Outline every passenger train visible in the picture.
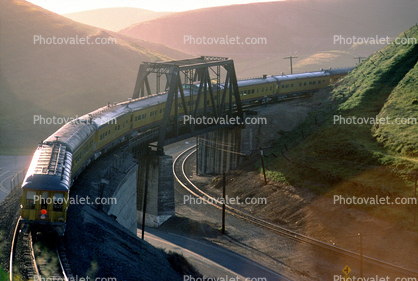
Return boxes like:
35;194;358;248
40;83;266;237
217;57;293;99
19;65;353;236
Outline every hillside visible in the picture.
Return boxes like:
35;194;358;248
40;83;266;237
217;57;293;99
181;25;418;275
63;7;172;32
374;62;418;157
0;0;188;154
263;24;418;228
119;0;418;77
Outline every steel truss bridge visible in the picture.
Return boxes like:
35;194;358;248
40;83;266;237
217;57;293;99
132;56;244;153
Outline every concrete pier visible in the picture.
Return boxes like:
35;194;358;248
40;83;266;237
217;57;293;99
137;153;175;228
107;165;138;234
196;127;253;175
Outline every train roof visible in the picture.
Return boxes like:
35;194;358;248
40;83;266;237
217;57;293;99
272;71;329;82
237;67;354;85
237;76;278;87
43;67;354;154
107;67;355;115
325;67;355;76
126;93;169;112
90;104;132;129
22;143;72;192
45;121;96;153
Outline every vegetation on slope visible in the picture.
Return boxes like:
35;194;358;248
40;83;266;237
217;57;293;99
263;25;418;229
374;61;418;157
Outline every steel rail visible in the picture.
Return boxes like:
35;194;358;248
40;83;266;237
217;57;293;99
9;218;20;281
173;146;418;277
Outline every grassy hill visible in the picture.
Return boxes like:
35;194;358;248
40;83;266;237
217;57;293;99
0;0;188;154
63;7;172;32
374;60;418;157
119;0;418;77
263;25;418;229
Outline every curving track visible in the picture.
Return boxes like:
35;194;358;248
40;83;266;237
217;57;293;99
173;146;418;278
9;219;73;281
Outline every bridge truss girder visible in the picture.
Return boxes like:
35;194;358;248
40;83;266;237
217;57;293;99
132;56;243;154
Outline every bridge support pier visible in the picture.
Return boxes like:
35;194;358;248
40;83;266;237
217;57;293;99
136;152;175;228
196;127;252;175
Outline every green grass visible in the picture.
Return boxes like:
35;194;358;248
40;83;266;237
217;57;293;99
374;62;418;157
261;25;418;229
0;268;8;281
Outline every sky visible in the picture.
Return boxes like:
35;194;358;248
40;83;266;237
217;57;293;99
26;0;283;14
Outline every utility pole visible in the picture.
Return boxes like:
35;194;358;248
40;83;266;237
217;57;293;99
260;150;267;185
283;56;298;74
141;158;149;240
414;173;417;226
359;232;363;278
353;57;366;65
221;173;226;234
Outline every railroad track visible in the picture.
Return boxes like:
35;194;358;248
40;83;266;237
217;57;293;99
9;219;73;281
173;146;418;278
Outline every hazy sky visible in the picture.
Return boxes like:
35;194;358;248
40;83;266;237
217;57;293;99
27;0;283;14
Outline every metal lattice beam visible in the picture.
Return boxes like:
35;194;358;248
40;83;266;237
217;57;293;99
132;56;243;154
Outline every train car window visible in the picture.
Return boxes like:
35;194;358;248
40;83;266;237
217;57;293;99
155;110;157;115
323;80;325;82
118;125;120;130
270;86;272;91
138;115;141;120
304;82;307;86
41;192;48;210
291;84;294;87
53;193;64;211
286;84;289;88
115;126;118;130
126;120;128;124
257;88;259;93
143;114;146;119
244;90;246;95
150;111;154;117
135;117;137;121
309;81;312;85
105;131;107;137
100;135;102;140
251;89;254;94
318;80;321;84
265;87;268;91
108;130;110;134
282;85;285;89
313;81;316;85
262;87;264;92
26;191;36;209
299;83;302;86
